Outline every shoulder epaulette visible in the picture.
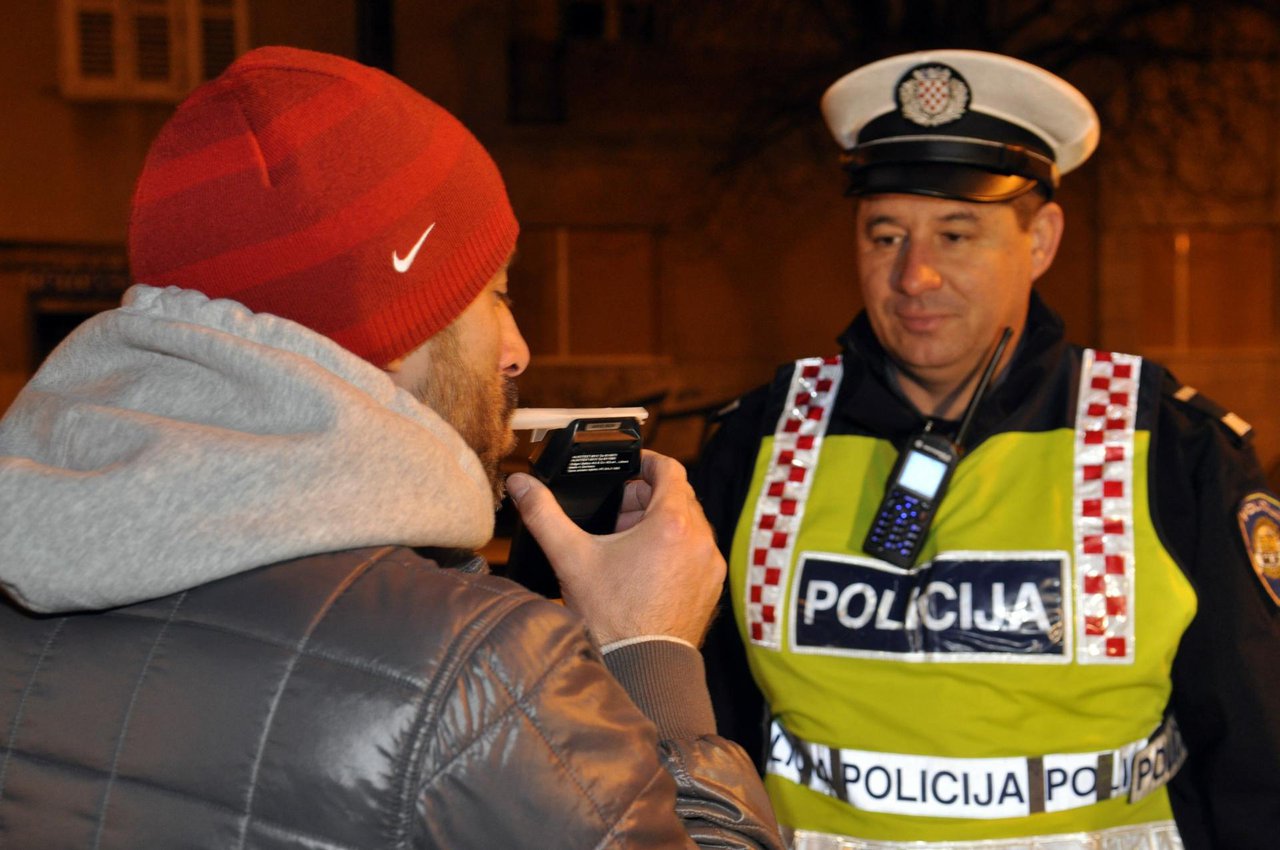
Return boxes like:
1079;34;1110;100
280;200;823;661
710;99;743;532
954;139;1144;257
712;397;742;422
1170;383;1253;442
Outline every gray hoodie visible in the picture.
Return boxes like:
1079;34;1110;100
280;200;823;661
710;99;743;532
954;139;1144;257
0;284;494;614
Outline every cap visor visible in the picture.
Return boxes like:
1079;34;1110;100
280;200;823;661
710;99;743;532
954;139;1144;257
846;164;1045;202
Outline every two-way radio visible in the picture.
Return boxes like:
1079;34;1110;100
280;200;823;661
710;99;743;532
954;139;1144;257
862;327;1013;569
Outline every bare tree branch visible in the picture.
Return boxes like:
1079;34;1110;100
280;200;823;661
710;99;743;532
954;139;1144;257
690;0;1280;203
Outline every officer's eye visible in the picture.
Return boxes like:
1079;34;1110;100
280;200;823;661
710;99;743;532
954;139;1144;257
869;232;904;248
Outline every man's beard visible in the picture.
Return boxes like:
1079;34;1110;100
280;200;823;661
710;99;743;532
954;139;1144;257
411;325;519;507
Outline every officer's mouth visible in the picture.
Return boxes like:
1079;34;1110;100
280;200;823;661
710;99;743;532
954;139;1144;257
894;311;951;333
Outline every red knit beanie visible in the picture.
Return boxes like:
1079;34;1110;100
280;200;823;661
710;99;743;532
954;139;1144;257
128;46;518;366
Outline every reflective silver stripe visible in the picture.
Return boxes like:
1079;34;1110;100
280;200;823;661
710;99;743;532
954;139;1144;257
769;717;1184;820
790;820;1183;849
1127;716;1187;804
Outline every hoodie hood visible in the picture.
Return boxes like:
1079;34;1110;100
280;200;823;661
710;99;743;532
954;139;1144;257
0;285;494;614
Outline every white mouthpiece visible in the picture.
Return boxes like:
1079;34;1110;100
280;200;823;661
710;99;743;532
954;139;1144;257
511;407;649;442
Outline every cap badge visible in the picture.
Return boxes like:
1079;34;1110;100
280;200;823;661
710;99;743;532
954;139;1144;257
1238;492;1280;607
897;63;969;127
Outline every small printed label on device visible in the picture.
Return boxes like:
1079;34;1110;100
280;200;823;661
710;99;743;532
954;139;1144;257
567;452;626;473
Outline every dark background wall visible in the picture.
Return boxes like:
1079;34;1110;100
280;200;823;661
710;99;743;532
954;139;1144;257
3;0;1277;476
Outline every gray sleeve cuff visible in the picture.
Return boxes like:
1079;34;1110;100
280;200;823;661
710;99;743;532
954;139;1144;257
601;638;718;741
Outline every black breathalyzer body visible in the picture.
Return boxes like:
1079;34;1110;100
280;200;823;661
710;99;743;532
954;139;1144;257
503;417;642;597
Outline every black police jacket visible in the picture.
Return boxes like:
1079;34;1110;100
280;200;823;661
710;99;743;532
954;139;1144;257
694;293;1280;849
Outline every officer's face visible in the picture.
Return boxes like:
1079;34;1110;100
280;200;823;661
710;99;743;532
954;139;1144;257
856;193;1062;401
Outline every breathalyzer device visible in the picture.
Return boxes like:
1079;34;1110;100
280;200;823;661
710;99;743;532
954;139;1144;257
503;410;644;597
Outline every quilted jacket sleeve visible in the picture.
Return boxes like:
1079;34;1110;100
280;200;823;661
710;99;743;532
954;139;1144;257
412;584;783;849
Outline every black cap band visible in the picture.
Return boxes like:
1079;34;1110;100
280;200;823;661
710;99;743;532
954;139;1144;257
842;136;1059;201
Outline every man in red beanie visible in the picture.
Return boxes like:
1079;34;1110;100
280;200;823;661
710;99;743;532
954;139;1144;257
0;47;782;849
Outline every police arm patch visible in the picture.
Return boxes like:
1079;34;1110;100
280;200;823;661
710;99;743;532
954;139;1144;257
1238;492;1280;607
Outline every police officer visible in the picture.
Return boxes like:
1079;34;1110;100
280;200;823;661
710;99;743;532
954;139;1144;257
695;49;1280;849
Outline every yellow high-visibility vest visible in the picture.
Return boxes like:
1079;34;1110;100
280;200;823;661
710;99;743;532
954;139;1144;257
729;352;1195;847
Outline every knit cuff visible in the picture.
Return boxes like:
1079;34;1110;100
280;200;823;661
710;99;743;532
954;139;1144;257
600;634;695;654
601;639;717;741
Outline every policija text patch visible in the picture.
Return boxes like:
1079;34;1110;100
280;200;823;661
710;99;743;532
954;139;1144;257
791;551;1070;661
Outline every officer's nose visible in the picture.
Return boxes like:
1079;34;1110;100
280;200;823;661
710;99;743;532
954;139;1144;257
890;237;943;295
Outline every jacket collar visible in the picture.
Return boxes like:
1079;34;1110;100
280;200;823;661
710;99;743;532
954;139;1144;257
833;291;1070;445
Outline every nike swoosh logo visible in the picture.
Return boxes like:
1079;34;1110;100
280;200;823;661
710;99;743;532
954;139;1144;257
392;223;436;273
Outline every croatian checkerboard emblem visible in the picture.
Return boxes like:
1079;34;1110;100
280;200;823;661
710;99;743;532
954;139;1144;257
897;63;969;127
1238;492;1280;606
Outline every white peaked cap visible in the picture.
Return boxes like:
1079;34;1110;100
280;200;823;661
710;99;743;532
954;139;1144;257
820;49;1100;201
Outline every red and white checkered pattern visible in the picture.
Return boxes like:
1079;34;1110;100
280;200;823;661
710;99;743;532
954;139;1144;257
1074;349;1141;664
916;73;951;116
745;356;843;649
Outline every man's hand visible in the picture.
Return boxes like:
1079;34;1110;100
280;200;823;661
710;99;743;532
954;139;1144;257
506;451;725;647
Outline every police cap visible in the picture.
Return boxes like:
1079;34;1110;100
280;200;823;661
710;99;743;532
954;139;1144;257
821;49;1099;202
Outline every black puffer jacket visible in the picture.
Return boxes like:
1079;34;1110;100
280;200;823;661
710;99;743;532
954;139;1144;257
0;545;780;849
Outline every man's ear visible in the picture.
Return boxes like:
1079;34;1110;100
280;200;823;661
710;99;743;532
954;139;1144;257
1029;201;1065;281
382;355;406;375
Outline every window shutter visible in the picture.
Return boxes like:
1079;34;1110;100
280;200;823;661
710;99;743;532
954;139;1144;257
133;11;172;81
76;10;116;78
59;0;247;100
200;18;236;80
196;0;243;82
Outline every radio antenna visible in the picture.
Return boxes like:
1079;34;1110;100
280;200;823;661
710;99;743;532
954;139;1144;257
955;326;1013;450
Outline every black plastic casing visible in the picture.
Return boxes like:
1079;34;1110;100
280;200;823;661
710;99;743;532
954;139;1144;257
503;417;643;596
861;431;959;570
